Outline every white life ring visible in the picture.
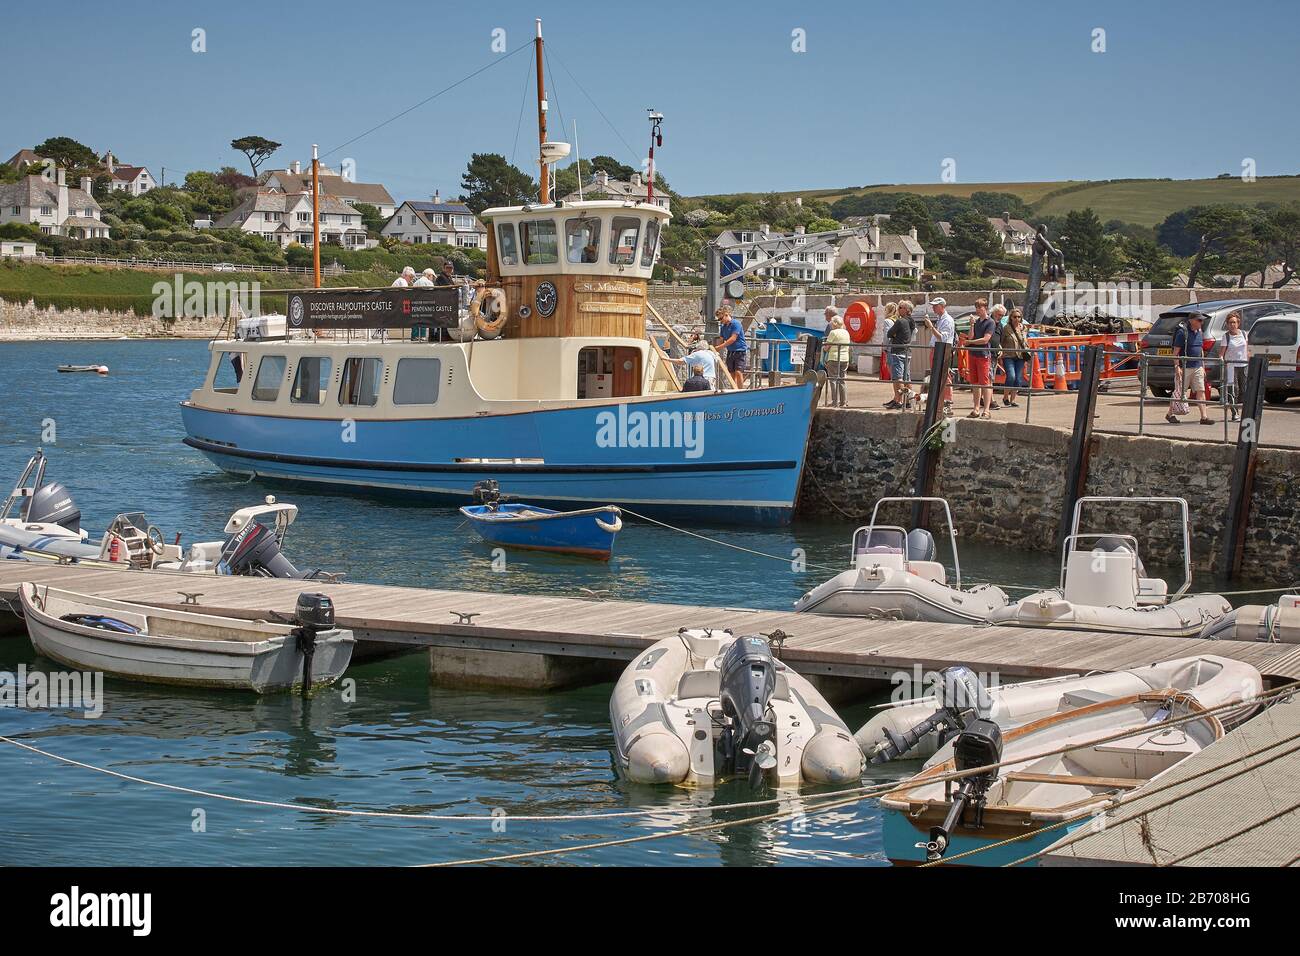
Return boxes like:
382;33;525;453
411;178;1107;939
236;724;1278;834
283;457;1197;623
472;285;508;338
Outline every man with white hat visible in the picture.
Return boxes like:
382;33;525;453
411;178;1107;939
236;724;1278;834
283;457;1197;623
392;266;416;288
414;268;436;287
922;297;956;416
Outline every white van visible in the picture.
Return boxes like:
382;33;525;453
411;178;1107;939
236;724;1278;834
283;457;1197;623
1248;315;1300;404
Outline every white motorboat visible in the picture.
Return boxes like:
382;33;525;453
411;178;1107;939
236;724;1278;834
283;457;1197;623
0;450;326;579
793;497;1009;625
796;495;1231;639
858;655;1261;764
609;628;862;788
988;497;1230;638
18;583;353;693
879;691;1224;865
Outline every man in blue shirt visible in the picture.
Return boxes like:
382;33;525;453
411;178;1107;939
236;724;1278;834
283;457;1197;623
717;306;748;388
1167;312;1212;425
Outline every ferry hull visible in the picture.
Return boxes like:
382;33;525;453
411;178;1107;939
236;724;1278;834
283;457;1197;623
180;384;816;525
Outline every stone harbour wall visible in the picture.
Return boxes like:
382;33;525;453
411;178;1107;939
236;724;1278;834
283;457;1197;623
0;299;226;340
799;408;1300;582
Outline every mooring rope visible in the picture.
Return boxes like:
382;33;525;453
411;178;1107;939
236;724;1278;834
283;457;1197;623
617;506;841;574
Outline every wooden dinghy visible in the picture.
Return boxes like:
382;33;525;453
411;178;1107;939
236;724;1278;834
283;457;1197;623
879;691;1223;866
56;365;108;375
18;583;353;694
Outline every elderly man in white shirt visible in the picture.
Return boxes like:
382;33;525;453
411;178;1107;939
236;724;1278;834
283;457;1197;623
392;266;416;288
922;296;956;416
413;268;436;287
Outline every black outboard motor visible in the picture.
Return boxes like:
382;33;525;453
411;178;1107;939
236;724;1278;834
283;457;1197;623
921;718;1003;861
872;665;990;764
717;636;779;787
472;479;502;511
218;521;304;578
292;592;335;698
23;482;82;535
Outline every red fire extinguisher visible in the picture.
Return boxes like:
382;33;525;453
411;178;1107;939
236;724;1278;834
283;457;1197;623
108;535;123;563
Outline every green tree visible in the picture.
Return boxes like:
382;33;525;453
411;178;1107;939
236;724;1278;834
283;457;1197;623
946;207;1002;272
1261;202;1300;288
1058;208;1121;281
1122;237;1178;286
352;202;386;234
1180;205;1252;287
33;136;100;172
886;194;943;248
459;153;537;214
229;135;281;178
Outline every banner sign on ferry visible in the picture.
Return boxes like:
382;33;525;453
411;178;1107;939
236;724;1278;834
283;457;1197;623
287;288;459;330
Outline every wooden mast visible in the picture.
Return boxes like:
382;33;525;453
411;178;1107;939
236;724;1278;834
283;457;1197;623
535;18;548;204
311;143;321;288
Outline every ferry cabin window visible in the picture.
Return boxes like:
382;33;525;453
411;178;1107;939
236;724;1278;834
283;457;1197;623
497;222;519;266
393;358;442;405
339;357;383;407
641;218;661;269
290;356;333;405
521;219;558;265
250;355;287;402
609;217;640;266
565;217;601;264
212;350;246;393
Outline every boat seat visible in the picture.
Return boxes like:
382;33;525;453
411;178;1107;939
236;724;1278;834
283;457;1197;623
1136;578;1169;606
1060;689;1113;708
907;560;947;586
674;669;790;702
1062;549;1138;607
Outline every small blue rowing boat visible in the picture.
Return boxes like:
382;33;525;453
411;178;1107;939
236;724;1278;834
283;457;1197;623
460;482;623;560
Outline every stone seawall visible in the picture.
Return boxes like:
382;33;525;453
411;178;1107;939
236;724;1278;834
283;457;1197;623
0;299;224;339
799;409;1300;582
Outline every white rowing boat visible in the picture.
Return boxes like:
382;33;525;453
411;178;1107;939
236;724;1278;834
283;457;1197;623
18;583;353;694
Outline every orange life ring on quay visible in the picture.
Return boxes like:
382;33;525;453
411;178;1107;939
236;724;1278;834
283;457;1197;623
844;301;875;343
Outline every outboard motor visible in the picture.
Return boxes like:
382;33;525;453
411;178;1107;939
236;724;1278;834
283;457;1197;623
217;521;304;578
905;528;936;562
292;592;335;697
921;718;1003;861
472;479;502;511
23;482;82;535
717;636;780;788
871;665;990;764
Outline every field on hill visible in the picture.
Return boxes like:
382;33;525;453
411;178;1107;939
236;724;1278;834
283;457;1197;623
693;176;1300;226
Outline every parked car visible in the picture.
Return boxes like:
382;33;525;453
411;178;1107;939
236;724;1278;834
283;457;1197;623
1248;315;1300;404
1138;299;1299;397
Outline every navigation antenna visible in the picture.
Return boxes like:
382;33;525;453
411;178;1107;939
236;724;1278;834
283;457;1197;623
646;110;663;205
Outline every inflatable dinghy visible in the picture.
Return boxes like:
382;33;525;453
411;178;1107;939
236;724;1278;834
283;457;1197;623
610;628;862;787
794;497;1009;625
858;655;1262;764
1198;593;1300;643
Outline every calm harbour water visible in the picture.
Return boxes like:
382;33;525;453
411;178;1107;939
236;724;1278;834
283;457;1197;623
0;339;1106;866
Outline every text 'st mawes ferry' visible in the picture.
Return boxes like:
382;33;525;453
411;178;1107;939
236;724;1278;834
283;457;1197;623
181;21;818;524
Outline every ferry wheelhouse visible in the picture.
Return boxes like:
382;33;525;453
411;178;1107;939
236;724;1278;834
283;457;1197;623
180;22;818;524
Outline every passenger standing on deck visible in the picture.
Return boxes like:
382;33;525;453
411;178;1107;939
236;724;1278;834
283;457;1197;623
435;261;456;287
414;268;436;287
666;341;720;389
682;361;712;392
392;266;416;287
884;301;916;410
922;297;956;416
718;306;748;388
967;298;996;419
1000;308;1030;407
1218;310;1249;421
823;309;851;408
1167;312;1213;425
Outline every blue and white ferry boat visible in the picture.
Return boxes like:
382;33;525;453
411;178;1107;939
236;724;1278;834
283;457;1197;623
181;22;818;525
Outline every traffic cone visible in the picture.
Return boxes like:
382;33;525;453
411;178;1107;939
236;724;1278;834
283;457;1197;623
1030;354;1045;390
1053;356;1068;391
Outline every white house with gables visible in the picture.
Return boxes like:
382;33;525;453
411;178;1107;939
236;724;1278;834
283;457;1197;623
261;161;396;219
0;170;109;238
381;193;487;249
560;169;670;212
101;151;156;196
715;224;835;283
215;189;368;248
834;224;926;281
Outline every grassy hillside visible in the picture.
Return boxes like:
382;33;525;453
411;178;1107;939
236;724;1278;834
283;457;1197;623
0;261;392;314
692;176;1300;226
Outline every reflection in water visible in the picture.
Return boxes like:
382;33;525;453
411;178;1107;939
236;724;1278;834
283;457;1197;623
0;340;1261;866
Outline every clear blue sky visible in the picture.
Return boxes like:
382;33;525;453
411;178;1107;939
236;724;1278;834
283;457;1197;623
4;0;1295;202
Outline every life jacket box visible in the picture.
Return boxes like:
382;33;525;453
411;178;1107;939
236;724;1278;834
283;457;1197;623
235;314;287;341
583;374;612;399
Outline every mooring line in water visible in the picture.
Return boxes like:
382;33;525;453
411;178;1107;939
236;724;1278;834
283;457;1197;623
616;507;842;574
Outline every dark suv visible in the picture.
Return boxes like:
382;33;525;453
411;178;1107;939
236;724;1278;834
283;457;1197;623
1139;299;1298;397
